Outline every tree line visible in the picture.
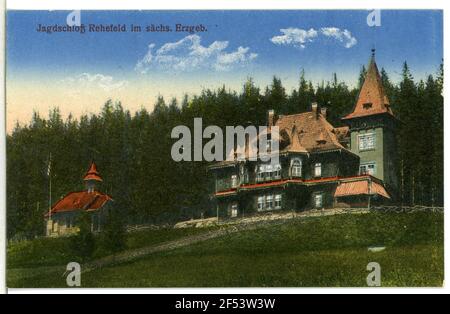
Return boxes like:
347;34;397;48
7;62;443;239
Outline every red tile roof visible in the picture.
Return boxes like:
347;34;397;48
333;126;350;142
45;190;112;217
343;52;394;120
83;162;103;182
334;179;390;199
275;110;350;154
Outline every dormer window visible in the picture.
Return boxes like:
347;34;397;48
363;102;373;109
316;132;326;145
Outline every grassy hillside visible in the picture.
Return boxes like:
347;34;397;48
7;211;444;287
7;226;217;269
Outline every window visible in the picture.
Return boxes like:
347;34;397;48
363;102;373;109
257;196;265;211
360;163;376;176
292;158;302;177
266;195;274;210
257;194;281;211
314;163;322;177
231;174;238;188
358;133;375;151
273;164;281;179
275;194;282;209
315;193;323;208
266;139;272;153
243;169;249;184
265;164;273;180
257;163;282;182
257;165;265;182
265;133;272;153
231;204;238;217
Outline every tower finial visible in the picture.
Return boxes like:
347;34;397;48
83;162;103;192
371;47;376;58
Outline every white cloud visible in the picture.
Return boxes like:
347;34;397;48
135;34;257;73
320;27;357;48
215;47;258;71
63;73;128;92
271;27;357;49
270;28;318;49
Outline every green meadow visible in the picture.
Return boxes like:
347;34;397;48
7;212;443;288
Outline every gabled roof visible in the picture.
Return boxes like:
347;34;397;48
333;126;350;142
284;125;308;153
343;50;394;120
276;110;350;154
83;162;103;182
45;190;112;217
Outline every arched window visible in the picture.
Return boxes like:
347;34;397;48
292;158;302;177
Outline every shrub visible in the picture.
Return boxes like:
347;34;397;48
70;211;95;261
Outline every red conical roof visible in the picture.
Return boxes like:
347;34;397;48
343;50;394;120
83;162;103;182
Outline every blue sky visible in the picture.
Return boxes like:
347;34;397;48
6;10;443;130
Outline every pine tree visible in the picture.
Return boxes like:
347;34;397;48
358;65;367;89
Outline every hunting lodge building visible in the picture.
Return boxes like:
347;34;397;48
209;52;398;218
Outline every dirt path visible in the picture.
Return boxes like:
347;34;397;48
82;220;284;273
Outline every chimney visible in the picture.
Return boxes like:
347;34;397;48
311;102;318;119
267;109;275;128
320;107;327;118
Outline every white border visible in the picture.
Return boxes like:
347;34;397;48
1;0;448;295
4;0;447;10
1;0;7;296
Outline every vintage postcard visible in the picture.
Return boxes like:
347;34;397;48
5;9;443;290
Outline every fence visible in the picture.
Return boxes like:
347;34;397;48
369;205;444;213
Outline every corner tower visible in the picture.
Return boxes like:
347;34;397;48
342;49;399;197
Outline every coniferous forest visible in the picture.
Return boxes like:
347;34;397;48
6;62;443;239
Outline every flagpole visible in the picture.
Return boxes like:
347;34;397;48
48;153;52;220
49;174;52;219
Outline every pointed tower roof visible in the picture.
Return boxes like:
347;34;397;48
343;49;394;120
83;162;103;182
